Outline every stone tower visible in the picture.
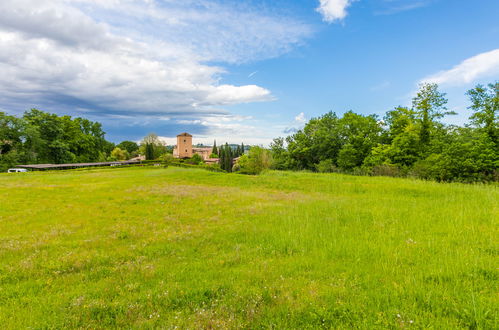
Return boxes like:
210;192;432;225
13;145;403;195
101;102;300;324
177;132;193;158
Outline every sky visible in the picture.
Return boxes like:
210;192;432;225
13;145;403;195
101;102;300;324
0;0;498;145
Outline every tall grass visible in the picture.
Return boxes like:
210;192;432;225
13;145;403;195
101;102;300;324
0;167;497;328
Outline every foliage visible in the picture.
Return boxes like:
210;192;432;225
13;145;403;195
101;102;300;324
0;167;496;328
466;82;498;145
211;140;218;156
218;143;244;172
237;146;272;174
110;147;128;161
412;83;453;147
117;141;139;155
140;133;166;160
271;82;499;183
186;153;203;165
160;153;175;164
0;109;110;171
315;159;337;173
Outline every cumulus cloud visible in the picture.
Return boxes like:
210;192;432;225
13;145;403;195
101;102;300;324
294;112;306;123
421;49;499;86
0;0;311;124
283;112;307;134
316;0;354;23
164;114;275;146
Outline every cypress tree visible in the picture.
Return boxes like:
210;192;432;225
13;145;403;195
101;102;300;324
212;140;217;156
219;146;225;170
225;143;232;172
145;143;154;160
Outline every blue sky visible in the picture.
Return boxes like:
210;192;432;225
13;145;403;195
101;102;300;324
0;0;498;145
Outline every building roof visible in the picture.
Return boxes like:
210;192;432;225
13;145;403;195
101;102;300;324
16;160;140;170
192;147;212;152
177;132;192;137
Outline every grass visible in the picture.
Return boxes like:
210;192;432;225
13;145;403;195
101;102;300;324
0;167;497;328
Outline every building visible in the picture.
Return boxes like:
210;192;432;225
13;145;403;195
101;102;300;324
173;132;218;162
174;132;193;158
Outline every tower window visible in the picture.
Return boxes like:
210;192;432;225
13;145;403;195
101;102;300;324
184;139;186;143
185;149;187;152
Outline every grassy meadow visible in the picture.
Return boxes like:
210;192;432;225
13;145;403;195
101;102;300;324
0;167;497;328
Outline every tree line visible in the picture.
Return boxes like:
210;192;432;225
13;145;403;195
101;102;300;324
269;82;498;182
0;109;115;171
0;109;168;171
2;82;496;182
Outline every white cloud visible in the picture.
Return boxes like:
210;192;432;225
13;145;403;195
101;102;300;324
316;0;354;23
375;0;432;15
421;49;499;86
282;112;307;134
0;0;311;120
294;112;306;123
169;114;275;145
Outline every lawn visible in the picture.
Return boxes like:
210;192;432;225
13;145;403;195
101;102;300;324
0;167;497;328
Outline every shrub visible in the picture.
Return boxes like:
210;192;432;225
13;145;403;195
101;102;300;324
186;153;203;165
160;153;174;164
238;147;272;174
371;164;400;177
315;159;337;173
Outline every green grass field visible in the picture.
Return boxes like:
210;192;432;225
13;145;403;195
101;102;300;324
0;167;497;328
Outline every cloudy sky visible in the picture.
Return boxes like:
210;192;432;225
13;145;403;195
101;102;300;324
0;0;498;145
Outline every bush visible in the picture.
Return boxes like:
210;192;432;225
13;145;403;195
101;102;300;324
315;159;337;173
232;163;241;172
185;153;203;165
160;153;174;164
371;164;400;177
238;147;272;174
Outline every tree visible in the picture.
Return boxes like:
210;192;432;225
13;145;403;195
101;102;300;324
286;112;341;169
212;140;218;156
412;83;452;146
238;146;273;174
466;82;499;145
117;141;139;155
145;143;154;160
110;147;128;161
0;112;23;156
140;133;166;160
383;106;416;142
336;111;382;170
269;137;290;170
187;153;203;165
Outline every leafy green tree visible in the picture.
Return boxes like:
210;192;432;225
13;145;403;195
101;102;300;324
412;83;453;147
383;106;416;142
466;82;498;145
269;137;290;170
110;147;128;161
140;133;166;160
0;112;23;156
336;111;382;170
238;146;272;174
117;141;139;155
286;112;341;169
